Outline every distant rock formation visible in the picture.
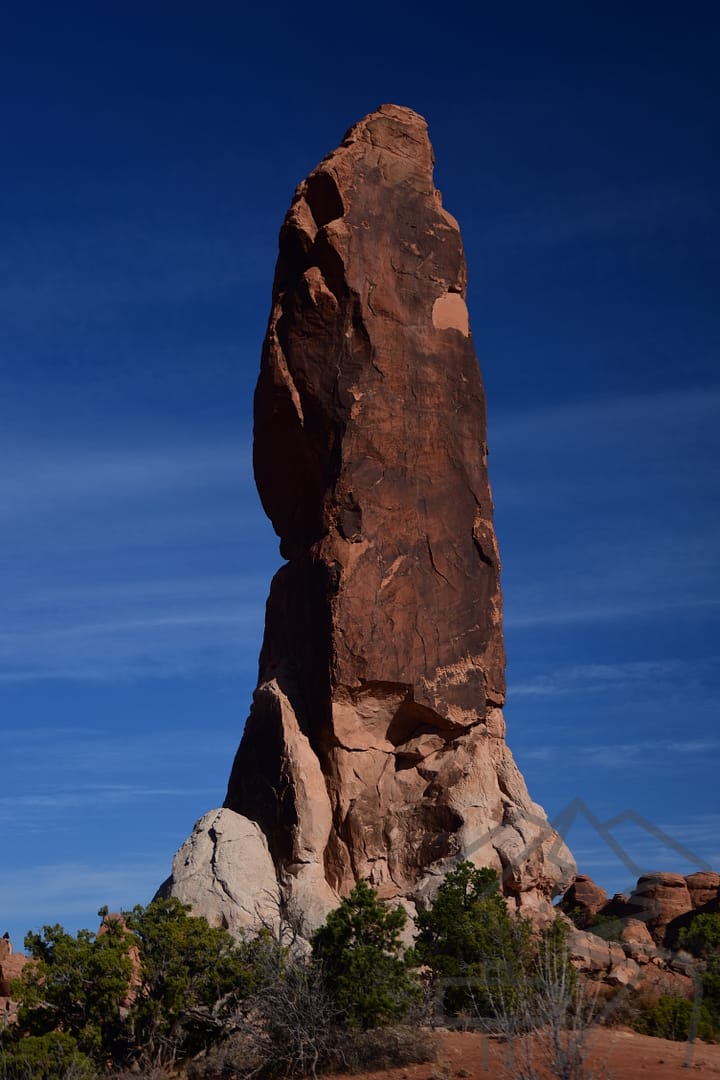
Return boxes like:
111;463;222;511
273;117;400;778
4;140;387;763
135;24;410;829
0;935;28;1022
162;104;574;932
560;869;720;996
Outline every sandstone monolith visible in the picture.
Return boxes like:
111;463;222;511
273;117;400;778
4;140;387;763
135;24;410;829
164;104;574;932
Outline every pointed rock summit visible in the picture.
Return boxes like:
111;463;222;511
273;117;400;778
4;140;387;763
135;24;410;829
161;105;574;931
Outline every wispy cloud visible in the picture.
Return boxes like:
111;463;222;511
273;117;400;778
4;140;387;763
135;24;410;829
0;785;216;815
507;594;720;629
0;433;280;682
0;440;253;518
511;657;717;696
0;611;264;682
492;387;720;629
0;860;168;934
0;218;272;322
521;736;720;769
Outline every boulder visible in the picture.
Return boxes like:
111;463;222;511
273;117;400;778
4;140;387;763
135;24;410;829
625;873;693;946
606;959;640;987
560;874;608;925
157;808;283;933
568;928;626;975
685;871;720;910
619;918;661;965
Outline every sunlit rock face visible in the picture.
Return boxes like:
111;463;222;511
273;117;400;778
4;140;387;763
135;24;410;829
218;104;574;929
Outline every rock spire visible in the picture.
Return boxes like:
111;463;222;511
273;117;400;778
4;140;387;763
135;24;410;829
161;105;574;931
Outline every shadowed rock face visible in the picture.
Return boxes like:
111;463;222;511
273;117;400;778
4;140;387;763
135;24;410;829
218;105;573;926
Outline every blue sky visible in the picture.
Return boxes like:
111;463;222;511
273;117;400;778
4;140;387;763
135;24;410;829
1;4;718;946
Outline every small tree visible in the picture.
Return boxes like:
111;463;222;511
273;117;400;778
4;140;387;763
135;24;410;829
414;860;532;1021
123;897;258;1064
679;913;720;961
635;995;715;1042
11;899;260;1070
311;880;420;1029
0;1031;96;1080
678;912;720;1036
14;914;134;1062
491;919;600;1080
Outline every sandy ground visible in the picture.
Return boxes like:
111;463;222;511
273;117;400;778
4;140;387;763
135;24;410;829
334;1028;720;1079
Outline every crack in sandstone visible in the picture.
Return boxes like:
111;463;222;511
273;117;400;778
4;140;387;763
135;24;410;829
425;534;451;586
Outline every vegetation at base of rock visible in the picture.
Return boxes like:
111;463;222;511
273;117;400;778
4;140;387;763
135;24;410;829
586;913;624;941
413;860;534;1020
10;898;260;1069
634;994;715;1042
679;912;720;960
0;1031;96;1080
676;912;720;1034
311;880;421;1029
122;898;258;1060
14;914;134;1061
5;868;715;1077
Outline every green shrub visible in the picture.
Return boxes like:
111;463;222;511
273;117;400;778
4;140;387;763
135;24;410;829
701;958;720;1030
413;860;532;1020
588;913;624;941
14;916;134;1061
634;995;715;1042
0;1031;96;1080
123;897;258;1062
311;880;420;1029
12;899;259;1069
678;913;720;959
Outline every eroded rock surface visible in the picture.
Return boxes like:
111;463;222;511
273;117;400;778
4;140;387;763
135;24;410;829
0;936;28;1022
157;809;280;933
214;104;573;929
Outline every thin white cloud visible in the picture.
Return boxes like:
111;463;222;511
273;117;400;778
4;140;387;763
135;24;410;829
507;595;720;629
490;384;720;473
511;657;714;696
0;786;216;813
521;736;720;769
0;599;266;682
0;440;253;517
0;860;168;930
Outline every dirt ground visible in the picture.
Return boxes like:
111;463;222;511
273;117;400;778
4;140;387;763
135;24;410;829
336;1028;720;1079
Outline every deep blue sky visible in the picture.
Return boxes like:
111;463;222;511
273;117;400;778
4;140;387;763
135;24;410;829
2;4;719;947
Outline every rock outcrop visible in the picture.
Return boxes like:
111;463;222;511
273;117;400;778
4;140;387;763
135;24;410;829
164;104;574;933
560;868;719;999
158;809;280;932
0;935;28;1022
561;874;609;925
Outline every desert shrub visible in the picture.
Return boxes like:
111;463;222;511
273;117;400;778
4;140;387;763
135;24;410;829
414;860;532;1021
678;913;720;959
189;1021;436;1080
587;913;624;942
634;994;715;1042
243;939;345;1078
123;897;258;1064
340;1024;437;1072
14;916;134;1062
700;959;720;1031
0;1031;96;1080
311;881;420;1029
12;899;259;1070
676;913;720;1033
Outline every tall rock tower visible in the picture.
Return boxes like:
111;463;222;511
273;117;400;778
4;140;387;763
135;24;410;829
161;105;574;931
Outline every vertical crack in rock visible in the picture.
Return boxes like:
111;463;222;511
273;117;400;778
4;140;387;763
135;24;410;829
163;104;575;932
